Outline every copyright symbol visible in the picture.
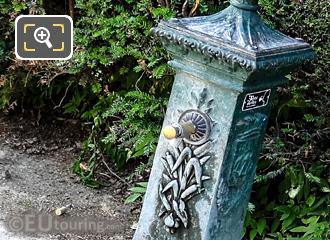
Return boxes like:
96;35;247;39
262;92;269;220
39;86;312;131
7;216;24;232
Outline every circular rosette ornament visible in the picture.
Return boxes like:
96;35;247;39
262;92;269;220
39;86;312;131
178;110;211;145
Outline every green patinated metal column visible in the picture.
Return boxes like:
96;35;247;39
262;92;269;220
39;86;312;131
134;0;315;239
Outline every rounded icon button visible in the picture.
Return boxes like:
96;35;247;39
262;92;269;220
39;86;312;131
33;27;53;48
7;216;25;232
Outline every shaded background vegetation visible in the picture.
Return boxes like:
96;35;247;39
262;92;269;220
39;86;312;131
0;0;329;239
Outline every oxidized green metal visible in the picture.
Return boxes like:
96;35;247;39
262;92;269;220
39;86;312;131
133;0;315;239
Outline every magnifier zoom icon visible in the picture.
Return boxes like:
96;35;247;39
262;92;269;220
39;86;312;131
34;27;53;48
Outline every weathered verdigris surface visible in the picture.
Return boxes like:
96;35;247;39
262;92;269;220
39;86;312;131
133;0;314;239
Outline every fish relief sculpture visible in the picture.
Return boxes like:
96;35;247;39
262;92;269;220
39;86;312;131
158;88;215;233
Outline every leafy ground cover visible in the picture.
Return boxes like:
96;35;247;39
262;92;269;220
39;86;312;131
0;0;329;239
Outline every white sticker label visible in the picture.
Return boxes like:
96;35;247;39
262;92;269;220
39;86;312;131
242;89;271;111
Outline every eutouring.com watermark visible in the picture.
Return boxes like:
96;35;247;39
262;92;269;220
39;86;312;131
5;213;126;234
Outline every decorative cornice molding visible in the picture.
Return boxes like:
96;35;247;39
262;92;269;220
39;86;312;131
152;26;314;72
151;5;315;72
152;27;255;71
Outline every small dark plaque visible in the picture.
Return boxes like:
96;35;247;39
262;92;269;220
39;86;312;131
242;89;271;111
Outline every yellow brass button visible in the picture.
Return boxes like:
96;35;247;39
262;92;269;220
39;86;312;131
163;126;177;139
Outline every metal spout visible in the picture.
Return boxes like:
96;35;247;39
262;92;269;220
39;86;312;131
163;122;197;140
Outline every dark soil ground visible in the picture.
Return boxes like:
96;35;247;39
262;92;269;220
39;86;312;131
0;113;139;240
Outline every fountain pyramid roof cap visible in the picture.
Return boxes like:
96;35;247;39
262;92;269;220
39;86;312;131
152;3;315;71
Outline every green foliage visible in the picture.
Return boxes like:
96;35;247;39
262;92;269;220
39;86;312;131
73;0;176;95
125;182;148;204
72;154;101;188
75;91;167;174
244;161;330;240
260;0;329;118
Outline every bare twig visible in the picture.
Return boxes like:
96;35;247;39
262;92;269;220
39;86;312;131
90;136;130;187
135;71;145;92
281;158;313;165
100;155;130;187
182;0;189;17
54;82;72;109
24;68;32;87
189;0;200;16
48;71;68;84
98;173;115;187
68;0;74;20
157;0;166;7
300;160;306;174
